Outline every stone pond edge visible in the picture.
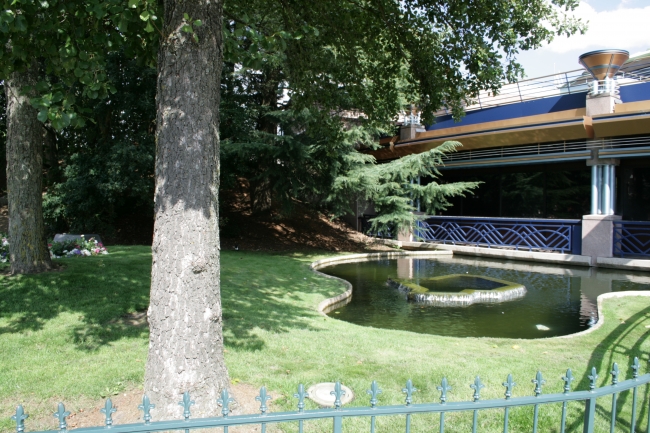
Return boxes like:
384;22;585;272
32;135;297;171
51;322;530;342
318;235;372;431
310;251;452;315
310;250;650;340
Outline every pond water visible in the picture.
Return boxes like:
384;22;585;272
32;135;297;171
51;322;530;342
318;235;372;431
320;256;650;339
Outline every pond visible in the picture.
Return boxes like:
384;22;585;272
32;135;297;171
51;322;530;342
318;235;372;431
320;255;650;339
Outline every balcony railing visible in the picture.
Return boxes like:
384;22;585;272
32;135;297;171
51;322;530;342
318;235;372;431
416;216;582;254
614;220;650;258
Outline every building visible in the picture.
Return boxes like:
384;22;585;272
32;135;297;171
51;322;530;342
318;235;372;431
363;49;650;265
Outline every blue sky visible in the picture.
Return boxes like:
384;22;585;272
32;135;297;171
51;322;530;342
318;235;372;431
515;0;649;78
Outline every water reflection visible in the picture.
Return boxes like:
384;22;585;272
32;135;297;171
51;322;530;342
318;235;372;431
321;256;650;339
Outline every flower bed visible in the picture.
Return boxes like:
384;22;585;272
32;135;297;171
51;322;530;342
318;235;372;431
49;235;108;258
0;234;108;262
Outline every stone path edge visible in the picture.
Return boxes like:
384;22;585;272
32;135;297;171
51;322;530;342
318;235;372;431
310;251;452;315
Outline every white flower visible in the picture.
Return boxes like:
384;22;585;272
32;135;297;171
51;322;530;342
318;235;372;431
81;249;91;256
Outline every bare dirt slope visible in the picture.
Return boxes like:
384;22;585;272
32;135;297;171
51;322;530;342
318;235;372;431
220;183;390;253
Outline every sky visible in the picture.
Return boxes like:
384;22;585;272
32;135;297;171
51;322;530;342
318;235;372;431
515;0;650;79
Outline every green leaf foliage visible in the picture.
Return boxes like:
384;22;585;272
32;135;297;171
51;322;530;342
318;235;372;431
43;53;156;240
0;0;160;129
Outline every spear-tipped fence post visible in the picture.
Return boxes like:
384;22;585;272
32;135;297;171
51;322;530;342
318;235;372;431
11;405;28;433
470;376;484;433
100;399;117;427
256;387;272;433
330;381;345;410
178;391;195;421
402;380;417;433
583;367;598;433
330;382;345;433
138;395;155;425
218;389;235;433
53;403;70;431
294;384;308;412
531;371;545;433
631;358;640;433
610;363;619;433
217;389;234;417
293;384;308;433
502;374;516;433
560;369;574;433
366;381;382;433
437;378;451;433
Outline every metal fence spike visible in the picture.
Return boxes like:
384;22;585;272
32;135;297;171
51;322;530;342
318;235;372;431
330;382;345;409
138;395;155;424
437;377;451;404
610;363;619;386
293;384;308;412
178;391;195;420
100;399;116;427
588;367;598;391
532;371;545;396
470;376;485;402
53;403;70;431
562;369;574;394
632;357;640;379
217;389;234;417
402;379;417;406
503;374;516;400
255;386;272;415
366;381;382;408
11;405;28;433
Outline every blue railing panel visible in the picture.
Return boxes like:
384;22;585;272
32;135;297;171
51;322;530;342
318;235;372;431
416;216;582;254
614;220;650;258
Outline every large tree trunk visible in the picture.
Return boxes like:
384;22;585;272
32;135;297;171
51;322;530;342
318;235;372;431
145;0;228;419
5;62;53;274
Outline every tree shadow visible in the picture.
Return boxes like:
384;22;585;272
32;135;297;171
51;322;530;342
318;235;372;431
220;251;345;351
0;247;151;351
562;300;650;432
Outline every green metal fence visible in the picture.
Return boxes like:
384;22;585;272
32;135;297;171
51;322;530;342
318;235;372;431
11;357;650;433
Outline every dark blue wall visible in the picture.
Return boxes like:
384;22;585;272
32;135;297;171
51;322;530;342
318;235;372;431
427;81;650;131
621;81;650;103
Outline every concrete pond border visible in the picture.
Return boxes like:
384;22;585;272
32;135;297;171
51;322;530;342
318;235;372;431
310;249;650;340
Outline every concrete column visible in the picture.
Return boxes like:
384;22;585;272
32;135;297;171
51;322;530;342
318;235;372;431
590;164;598;215
601;165;611;215
581;214;622;266
609;165;616;215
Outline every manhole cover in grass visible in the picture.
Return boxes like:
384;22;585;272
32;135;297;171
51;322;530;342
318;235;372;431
306;383;354;407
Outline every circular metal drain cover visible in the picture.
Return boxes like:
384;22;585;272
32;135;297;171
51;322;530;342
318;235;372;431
306;383;354;407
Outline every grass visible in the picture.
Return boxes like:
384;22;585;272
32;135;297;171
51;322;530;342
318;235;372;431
1;246;650;433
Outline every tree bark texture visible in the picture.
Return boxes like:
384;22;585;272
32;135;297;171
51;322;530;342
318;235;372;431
145;0;228;419
5;63;53;274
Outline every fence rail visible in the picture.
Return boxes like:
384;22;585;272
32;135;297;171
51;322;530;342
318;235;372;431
432;66;649;117
614;220;650;258
416;216;582;254
11;358;650;433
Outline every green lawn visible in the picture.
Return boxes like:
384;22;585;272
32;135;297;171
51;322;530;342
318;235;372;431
1;246;650;432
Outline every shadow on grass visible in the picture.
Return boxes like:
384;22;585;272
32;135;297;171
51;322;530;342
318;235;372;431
563;302;650;432
0;247;151;351
0;248;344;353
220;251;343;352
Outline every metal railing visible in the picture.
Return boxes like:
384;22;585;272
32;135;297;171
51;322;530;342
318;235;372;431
10;358;650;433
416;216;582;254
614;220;650;258
433;66;650;116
